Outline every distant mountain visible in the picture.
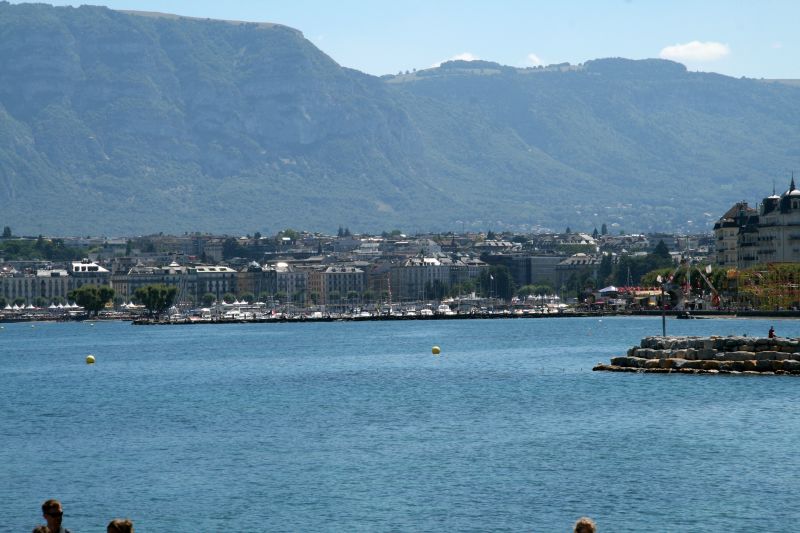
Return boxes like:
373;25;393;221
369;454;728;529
1;2;799;235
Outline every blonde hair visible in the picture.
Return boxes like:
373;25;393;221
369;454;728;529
107;518;134;533
574;516;596;533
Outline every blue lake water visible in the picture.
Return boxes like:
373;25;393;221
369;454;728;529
3;316;800;532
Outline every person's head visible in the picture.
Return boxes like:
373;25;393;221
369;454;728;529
107;518;134;533
41;499;63;529
574;516;597;533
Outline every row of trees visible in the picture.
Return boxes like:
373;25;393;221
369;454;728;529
28;284;179;318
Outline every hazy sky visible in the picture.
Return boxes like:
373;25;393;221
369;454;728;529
25;0;800;79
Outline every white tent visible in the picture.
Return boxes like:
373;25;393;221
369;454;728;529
599;286;619;294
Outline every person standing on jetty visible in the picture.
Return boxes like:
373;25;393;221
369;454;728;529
41;499;72;533
574;516;597;533
769;325;776;338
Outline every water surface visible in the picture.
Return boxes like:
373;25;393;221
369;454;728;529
2;316;799;531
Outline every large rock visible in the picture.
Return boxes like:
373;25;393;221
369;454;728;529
725;351;755;362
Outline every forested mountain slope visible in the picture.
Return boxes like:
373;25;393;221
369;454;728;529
1;2;798;234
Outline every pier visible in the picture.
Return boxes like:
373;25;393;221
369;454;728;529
594;335;800;375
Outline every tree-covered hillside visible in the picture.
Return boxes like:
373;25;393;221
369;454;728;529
1;3;799;235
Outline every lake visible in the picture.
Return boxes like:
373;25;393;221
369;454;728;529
2;316;799;532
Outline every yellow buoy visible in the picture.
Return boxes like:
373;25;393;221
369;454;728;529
432;346;441;355
86;355;96;365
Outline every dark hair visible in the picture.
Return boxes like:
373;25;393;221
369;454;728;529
107;518;134;533
41;499;61;514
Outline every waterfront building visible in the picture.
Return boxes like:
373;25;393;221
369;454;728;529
555;253;602;290
273;262;308;304
715;178;800;269
111;262;236;304
0;267;70;304
307;265;366;306
113;262;193;302
388;255;484;302
712;202;755;267
68;259;111;290
481;253;562;289
237;262;277;301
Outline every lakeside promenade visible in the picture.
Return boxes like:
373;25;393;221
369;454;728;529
130;308;800;325
4;307;800;325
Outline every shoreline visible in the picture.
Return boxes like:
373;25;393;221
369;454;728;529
4;309;800;325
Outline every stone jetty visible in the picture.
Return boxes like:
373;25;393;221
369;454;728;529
594;335;800;375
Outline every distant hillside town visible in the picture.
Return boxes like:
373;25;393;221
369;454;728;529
1;223;711;314
4;179;800;318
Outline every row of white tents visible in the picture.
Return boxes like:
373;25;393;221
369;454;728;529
3;302;84;311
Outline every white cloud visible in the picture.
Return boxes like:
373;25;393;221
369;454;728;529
659;41;730;62
431;52;479;68
527;53;543;66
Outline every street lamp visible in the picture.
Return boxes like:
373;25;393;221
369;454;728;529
657;274;666;337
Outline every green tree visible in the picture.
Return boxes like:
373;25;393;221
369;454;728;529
279;228;299;241
68;285;115;316
598;253;613;285
518;283;553;298
239;292;255;303
133;284;178;319
653;240;670;259
2;226;11;238
222;293;236;304
517;284;537;298
478;265;516;301
293;289;306;305
309;292;320;305
33;296;48;308
0;296;6;308
424;280;447;300
601;223;608;235
222;238;245;260
201;293;216;307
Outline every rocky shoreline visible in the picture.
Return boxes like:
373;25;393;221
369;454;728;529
594;335;800;375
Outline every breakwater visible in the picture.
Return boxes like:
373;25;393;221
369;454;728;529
594;335;800;375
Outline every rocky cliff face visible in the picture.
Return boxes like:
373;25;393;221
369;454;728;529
2;3;800;235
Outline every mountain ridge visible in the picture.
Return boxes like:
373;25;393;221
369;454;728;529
1;2;799;235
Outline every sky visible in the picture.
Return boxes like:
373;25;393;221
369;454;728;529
17;0;800;79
